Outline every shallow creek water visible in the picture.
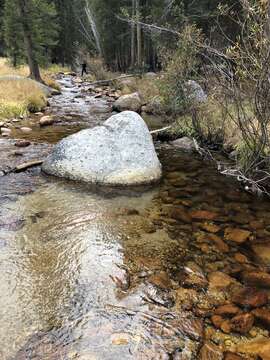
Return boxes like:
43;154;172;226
1;77;270;359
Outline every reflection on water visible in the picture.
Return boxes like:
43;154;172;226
1;148;270;359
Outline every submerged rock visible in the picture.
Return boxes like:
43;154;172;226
42;111;162;185
232;287;268;308
235;338;270;360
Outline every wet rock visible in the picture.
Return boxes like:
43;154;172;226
20;127;32;133
171;137;196;152
208;271;235;290
199;342;223;360
230;313;254;334
42;111;162;185
91;103;111;114
224;228;251;244
220;319;232;333
252;244;270;265
148;271;172;289
143;283;175;308
224;352;244;360
252;308;270;329
111;332;129;345
208;234;229;253
170;207;192;223
232;287;269;308
242;271;270;288
113;92;142;112
170;316;204;341
215;304;241;317
234;253;249;264
211;315;224;329
199;223;220;233
236;339;270;360
1;127;11;136
182;262;208;289
250;220;264;230
175;288;199;310
173;340;200;360
15;140;31;147
39;115;55;126
190;210;218;221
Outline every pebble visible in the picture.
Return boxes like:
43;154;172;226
208;272;235;290
224;228;251;243
232;287;269;308
15;140;31;148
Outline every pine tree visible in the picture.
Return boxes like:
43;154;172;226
3;0;58;80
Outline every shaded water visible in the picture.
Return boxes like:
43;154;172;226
1;76;270;359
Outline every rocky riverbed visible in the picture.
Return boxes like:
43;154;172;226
1;75;270;359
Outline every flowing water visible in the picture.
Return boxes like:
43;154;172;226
1;76;270;359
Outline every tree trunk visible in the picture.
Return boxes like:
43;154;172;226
136;0;142;68
131;0;136;68
17;0;43;83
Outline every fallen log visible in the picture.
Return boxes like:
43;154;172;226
14;160;44;173
150;126;172;135
89;74;140;87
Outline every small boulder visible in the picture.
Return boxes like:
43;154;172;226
230;313;254;334
113;92;142;112
15;140;31;148
20;127;32;133
184;80;207;103
171;137;196;152
39;115;54;127
1;127;11;136
232;287;268;308
145;72;158;79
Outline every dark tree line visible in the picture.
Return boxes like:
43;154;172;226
0;0;244;80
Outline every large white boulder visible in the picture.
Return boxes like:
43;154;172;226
113;92;142;112
42;111;162;185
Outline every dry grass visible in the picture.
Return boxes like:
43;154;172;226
0;79;47;119
119;76;160;103
0;58;69;119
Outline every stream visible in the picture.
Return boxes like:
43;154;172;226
1;76;270;359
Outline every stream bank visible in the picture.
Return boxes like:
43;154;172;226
1;75;270;359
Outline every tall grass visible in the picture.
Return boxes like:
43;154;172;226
0;58;69;119
0;79;47;119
